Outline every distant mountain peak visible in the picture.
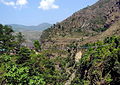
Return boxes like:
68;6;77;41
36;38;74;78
10;23;52;32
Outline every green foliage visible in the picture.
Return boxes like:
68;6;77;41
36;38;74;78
1;23;120;85
0;25;26;55
33;40;41;52
29;54;68;84
17;47;31;64
93;27;108;32
0;51;69;85
4;64;45;85
0;24;68;85
72;36;120;85
0;24;15;54
15;32;25;48
18;47;31;57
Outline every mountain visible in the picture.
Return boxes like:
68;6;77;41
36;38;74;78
41;0;120;49
9;23;52;47
8;23;51;48
10;23;52;32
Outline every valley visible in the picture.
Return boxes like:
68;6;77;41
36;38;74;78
0;0;120;85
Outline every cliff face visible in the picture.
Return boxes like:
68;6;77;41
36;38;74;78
41;0;120;49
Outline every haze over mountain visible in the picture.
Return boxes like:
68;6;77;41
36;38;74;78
10;23;52;32
9;23;52;47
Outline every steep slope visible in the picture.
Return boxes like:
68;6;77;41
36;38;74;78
78;19;120;45
41;0;120;49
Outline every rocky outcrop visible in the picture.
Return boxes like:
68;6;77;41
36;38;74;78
75;51;82;63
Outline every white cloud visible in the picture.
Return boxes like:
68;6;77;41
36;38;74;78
38;0;59;10
16;0;28;6
0;0;15;6
0;0;28;8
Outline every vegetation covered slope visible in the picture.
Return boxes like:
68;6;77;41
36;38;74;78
0;25;69;85
41;0;120;49
72;36;120;85
0;24;120;85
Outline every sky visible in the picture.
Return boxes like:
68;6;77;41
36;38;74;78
0;0;99;26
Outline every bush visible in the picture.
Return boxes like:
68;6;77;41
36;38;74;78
5;64;45;85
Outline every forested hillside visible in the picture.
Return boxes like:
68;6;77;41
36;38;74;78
72;36;120;85
0;24;120;85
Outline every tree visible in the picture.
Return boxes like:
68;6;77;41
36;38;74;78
33;40;41;52
4;64;45;85
15;32;25;54
0;24;15;54
16;32;25;47
17;47;31;64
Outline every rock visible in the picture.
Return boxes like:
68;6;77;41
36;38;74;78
75;51;82;63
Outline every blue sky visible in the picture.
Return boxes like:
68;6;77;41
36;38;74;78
0;0;99;25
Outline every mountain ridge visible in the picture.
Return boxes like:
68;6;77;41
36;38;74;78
41;0;120;49
9;23;52;47
10;23;52;32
